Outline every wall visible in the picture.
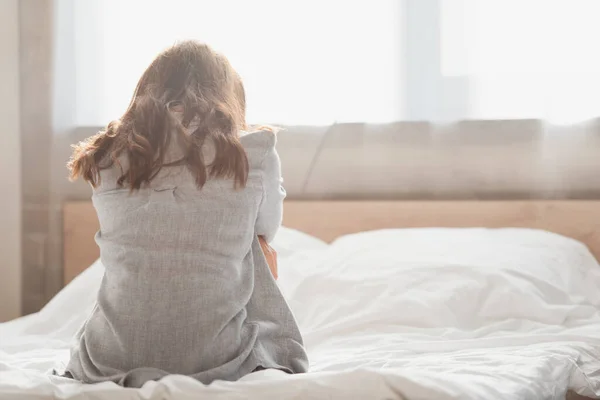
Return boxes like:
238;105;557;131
19;0;55;315
0;0;22;321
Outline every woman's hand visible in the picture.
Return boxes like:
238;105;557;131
258;236;278;280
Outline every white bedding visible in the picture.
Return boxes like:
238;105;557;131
2;227;600;400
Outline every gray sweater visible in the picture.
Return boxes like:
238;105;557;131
66;130;308;387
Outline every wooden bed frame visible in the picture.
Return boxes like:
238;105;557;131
63;200;600;284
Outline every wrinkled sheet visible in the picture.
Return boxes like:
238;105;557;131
2;228;600;399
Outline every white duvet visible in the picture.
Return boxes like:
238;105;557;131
2;227;600;400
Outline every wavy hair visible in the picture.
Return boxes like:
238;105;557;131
68;40;250;190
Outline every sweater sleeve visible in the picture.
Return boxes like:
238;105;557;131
255;145;286;243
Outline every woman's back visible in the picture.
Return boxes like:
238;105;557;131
66;130;308;386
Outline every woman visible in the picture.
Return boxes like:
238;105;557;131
65;40;308;387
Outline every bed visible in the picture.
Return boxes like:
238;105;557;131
2;200;600;399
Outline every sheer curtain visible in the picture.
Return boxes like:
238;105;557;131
441;0;600;124
65;0;600;127
71;0;402;126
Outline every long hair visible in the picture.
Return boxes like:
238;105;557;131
68;40;249;190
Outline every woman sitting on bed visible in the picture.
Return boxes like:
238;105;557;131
65;40;308;387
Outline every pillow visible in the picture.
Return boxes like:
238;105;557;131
282;228;600;336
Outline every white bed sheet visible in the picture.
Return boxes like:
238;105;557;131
2;227;600;400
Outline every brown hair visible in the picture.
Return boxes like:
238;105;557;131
68;40;249;190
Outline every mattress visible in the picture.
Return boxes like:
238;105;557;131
2;227;600;399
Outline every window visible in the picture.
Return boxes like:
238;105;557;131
71;0;402;126
441;0;600;123
63;0;600;127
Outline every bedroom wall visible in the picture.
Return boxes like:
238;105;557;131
18;0;55;315
0;0;22;322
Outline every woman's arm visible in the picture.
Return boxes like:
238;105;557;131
255;145;286;243
255;143;285;279
258;236;278;279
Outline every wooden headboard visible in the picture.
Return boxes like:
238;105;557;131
63;200;600;284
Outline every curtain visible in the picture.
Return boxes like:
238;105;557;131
441;0;600;124
69;0;402;126
64;0;600;127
